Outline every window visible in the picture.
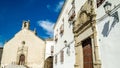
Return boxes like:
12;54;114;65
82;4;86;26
68;10;75;21
66;47;70;56
60;50;64;64
51;46;54;56
68;0;75;21
97;0;105;8
60;24;64;36
22;41;25;45
55;55;57;64
68;7;76;21
55;35;58;43
71;0;75;5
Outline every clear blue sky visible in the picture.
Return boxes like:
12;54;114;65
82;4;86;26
0;0;64;46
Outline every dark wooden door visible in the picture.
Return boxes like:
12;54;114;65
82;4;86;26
18;54;25;65
82;38;93;68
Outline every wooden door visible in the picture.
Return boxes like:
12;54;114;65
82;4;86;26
44;56;53;68
18;54;25;65
82;38;93;68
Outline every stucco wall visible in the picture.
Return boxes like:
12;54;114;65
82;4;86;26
96;0;120;68
53;0;91;68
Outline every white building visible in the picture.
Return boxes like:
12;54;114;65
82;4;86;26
45;39;54;59
1;21;45;68
96;0;120;68
44;38;54;68
53;0;120;68
53;0;77;68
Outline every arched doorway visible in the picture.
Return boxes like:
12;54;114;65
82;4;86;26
44;56;53;68
18;54;25;65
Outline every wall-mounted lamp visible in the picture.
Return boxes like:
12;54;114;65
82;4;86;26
103;1;112;15
103;1;119;22
64;40;70;48
64;40;67;47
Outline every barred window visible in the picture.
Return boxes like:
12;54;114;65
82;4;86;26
60;50;64;64
55;34;58;43
55;55;57;64
60;24;64;36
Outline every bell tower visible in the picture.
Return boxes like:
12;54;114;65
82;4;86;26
22;20;30;29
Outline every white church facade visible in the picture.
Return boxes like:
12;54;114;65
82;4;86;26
1;21;46;68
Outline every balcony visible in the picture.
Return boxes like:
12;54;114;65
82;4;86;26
60;29;64;34
68;7;76;21
60;24;64;35
55;35;58;42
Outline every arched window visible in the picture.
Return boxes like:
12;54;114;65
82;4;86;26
18;54;25;65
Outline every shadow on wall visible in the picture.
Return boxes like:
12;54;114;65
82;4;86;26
102;21;109;37
102;11;119;37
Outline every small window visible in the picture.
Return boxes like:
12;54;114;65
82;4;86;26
97;0;105;8
51;46;54;55
22;41;25;45
68;7;75;21
62;18;64;23
60;24;64;36
71;0;75;5
60;50;64;64
66;47;70;56
55;35;58;43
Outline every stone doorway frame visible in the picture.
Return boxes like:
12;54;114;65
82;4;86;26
82;37;93;68
73;0;101;68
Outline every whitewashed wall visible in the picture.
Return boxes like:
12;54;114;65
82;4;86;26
53;0;90;68
53;0;75;68
96;0;120;68
45;40;54;59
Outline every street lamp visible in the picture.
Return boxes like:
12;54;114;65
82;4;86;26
103;1;112;15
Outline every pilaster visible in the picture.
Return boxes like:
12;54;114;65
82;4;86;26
74;37;83;68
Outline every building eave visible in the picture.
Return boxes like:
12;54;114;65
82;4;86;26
53;0;68;29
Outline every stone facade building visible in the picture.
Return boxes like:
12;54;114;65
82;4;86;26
1;21;46;68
